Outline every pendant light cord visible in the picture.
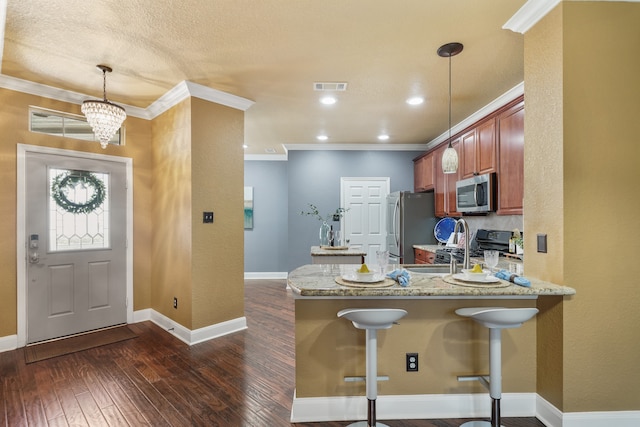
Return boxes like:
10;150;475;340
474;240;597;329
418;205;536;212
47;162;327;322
448;54;452;148
102;69;107;101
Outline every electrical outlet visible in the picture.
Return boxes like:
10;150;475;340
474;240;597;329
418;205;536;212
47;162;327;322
173;297;178;309
406;353;418;372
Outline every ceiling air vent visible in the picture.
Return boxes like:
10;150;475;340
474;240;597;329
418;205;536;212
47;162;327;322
314;82;347;91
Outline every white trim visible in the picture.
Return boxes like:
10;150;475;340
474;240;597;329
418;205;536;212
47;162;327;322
16;144;134;347
283;143;427;152
536;394;563;427
291;392;536;423
244;272;288;280
0;0;7;74
503;0;561;34
0;74;149;119
0;77;253;122
504;0;640;35
425;82;525;151
244;154;288;161
562;411;640;427
292;392;640;426
132;308;247;346
0;334;17;353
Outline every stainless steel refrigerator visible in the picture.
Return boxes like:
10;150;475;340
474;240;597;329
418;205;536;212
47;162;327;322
386;191;437;264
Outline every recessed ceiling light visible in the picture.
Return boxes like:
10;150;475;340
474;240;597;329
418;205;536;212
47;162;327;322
320;96;337;105
378;134;389;141
265;147;276;153
406;96;424;106
317;135;328;141
242;144;248;149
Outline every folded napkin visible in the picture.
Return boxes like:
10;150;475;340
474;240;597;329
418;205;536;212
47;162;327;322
494;269;531;287
387;269;411;287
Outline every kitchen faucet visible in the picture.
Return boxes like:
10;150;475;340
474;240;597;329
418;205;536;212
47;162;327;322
453;218;471;270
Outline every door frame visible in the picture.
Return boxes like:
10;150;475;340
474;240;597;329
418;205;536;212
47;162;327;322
16;144;134;348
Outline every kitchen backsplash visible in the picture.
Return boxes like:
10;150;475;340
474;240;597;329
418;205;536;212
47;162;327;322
458;214;523;235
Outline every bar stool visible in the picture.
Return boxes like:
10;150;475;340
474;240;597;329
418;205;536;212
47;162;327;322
455;307;538;427
338;308;408;427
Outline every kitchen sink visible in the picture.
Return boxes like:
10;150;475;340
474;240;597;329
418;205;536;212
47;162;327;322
404;265;451;275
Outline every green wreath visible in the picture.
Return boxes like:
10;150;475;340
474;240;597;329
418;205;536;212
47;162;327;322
51;171;106;214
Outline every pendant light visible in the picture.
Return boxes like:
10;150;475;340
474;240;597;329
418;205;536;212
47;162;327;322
438;42;463;174
81;65;126;149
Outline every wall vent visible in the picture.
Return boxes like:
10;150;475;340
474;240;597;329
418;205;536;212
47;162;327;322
314;82;347;91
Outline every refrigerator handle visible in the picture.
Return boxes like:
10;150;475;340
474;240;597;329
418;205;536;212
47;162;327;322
394;198;400;248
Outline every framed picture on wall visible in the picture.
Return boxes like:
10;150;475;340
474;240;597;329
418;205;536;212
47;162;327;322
244;187;254;229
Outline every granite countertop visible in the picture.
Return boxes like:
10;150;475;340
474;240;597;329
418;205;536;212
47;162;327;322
310;245;367;256
413;244;525;275
287;264;576;298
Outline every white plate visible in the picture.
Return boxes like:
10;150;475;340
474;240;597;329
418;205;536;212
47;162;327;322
341;273;385;283
452;273;500;284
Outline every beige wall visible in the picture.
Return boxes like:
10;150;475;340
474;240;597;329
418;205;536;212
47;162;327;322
296;298;538;397
0;89;154;338
190;98;244;329
0;87;244;338
151;98;194;327
526;2;640;412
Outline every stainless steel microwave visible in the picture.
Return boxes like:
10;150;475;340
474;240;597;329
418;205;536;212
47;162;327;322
455;173;495;213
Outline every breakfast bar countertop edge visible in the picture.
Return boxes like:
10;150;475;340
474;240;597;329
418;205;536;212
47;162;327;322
287;264;576;299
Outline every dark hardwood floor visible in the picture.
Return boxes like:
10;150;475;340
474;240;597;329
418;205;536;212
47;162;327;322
0;279;546;426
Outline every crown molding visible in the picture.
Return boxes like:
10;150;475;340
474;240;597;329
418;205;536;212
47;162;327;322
244;154;288;161
504;0;640;34
425;81;524;151
0;75;254;121
283;143;427;152
503;0;561;34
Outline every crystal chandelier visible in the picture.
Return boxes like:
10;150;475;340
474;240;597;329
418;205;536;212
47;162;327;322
81;65;126;149
438;43;464;174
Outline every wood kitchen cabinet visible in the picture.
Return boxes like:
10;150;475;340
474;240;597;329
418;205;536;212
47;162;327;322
460;118;497;179
497;100;525;215
413;151;435;192
414;247;435;264
434;140;461;218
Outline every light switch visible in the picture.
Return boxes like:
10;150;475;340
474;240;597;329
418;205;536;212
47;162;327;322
203;211;214;223
537;234;547;253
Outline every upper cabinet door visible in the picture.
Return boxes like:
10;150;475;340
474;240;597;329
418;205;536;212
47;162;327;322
461;118;497;179
497;101;525;215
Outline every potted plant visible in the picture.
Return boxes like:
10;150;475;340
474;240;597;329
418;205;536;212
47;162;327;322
300;203;349;246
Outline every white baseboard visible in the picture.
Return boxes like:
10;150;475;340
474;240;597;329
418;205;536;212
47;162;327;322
292;392;640;426
244;271;288;280
0;334;18;353
561;410;640;427
132;308;247;346
290;391;536;423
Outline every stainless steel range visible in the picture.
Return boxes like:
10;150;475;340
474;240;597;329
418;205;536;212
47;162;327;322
434;229;514;264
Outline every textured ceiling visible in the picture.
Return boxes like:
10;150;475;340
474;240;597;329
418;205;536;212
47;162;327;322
2;0;527;155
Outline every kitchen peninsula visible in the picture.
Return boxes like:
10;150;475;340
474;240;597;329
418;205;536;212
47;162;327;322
288;264;575;422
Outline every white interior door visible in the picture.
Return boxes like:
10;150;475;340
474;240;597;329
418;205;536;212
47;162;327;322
341;177;390;265
25;152;127;344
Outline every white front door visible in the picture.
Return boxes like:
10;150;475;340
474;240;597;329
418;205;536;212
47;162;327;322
340;177;390;265
25;152;127;344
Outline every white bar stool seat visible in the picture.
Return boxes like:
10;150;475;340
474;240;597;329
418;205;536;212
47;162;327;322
338;308;408;427
455;307;538;427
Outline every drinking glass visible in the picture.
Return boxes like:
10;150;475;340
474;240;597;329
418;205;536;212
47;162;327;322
376;250;389;275
484;250;499;274
333;230;342;247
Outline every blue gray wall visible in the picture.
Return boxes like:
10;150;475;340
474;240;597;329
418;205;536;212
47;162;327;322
245;150;423;273
243;160;289;273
